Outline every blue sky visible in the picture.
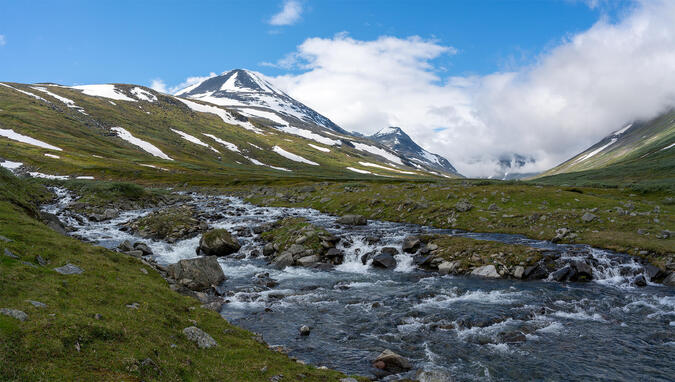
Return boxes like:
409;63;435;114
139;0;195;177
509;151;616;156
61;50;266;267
0;0;628;86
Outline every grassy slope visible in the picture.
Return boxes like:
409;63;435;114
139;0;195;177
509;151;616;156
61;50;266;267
0;169;353;381
0;83;452;184
537;110;675;188
242;180;674;269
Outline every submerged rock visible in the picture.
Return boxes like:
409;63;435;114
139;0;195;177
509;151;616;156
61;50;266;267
371;253;397;269
299;325;311;336
198;229;241;257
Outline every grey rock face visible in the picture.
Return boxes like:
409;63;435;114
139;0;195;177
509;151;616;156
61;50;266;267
168;257;226;290
663;272;675;286
183;326;217;348
41;212;68;235
54;263;84;275
0;308;28;321
3;248;18;259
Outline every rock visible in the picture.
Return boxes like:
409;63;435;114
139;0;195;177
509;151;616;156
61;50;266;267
381;247;399;257
36;255;48;266
499;331;527;343
0;308;28;321
262;243;275;257
644;264;665;280
198;229;241;257
581;212;597;223
40;212;67;235
470;265;500;278
416;369;456;381
26;300;47;308
297;255;320;267
373;349;411;373
524;264;548;280
402;236;422;253
298;185;316;193
371;253;397;269
133;242;153;256
201;301;223;312
3;248;18;259
633;274;647;287
0;235;12;242
513;266;525;279
324;248;344;264
438;261;460;275
168;257;226;290
118;240;133;252
455;199;473;212
125;250;144;258
336;214;367;226
272;252;294;269
54;263;84;275
487;203;499;212
299;325;311;336
126;302;140;309
287;244;307;257
183;326;217;348
339;378;358;382
571;261;593;281
663;273;675;286
550;266;572;282
103;208;119;220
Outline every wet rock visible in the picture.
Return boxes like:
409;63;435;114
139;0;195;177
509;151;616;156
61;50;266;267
513;266;525;279
455;199;473;212
499;331;527;343
402;236;422;253
324;248;344;264
336;214;367;226
438;261;460;275
183;326;217;348
125;250;144;258
663;272;675;286
54;263;84;275
644;264;665;281
581;212;597;223
0;308;28;321
198;229;241;257
262;243;275;257
471;265;500;278
381;247;399;257
133;242;153;256
372;252;397;269
168;257;226;290
414;255;434;267
550;265;572;282
571;261;593;281
299;325;311;336
633;274;647;287
524;264;548;280
339;378;358;382
365;236;380;245
297;255;319;267
40;212;67;235
117;240;133;252
416;369;456;382
373;349;411;373
272;252;294;269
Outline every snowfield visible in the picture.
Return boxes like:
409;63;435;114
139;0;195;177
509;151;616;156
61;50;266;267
202;134;240;153
0;128;62;151
44;153;60;159
358;161;415;174
246;156;291;172
0;160;23;170
71;84;136;102
308;143;330;152
176;98;263;134
0;83;49;102
351;142;403;165
346;167;372;174
130;87;157;102
31;86;87;114
111;127;173;160
170;128;219;153
272;146;319;166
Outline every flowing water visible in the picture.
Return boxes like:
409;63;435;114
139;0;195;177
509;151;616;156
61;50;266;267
46;190;674;381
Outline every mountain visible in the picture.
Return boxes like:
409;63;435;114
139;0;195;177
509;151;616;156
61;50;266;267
536;109;675;186
0;80;461;184
175;69;349;135
367;127;460;176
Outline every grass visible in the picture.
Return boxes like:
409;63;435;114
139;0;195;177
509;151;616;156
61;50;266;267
0;171;357;381
243;180;674;270
261;217;331;254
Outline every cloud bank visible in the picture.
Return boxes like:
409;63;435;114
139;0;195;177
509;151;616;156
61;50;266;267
0;35;5;46
268;0;675;177
269;0;303;26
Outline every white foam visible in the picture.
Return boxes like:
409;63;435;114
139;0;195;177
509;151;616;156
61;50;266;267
0;128;62;151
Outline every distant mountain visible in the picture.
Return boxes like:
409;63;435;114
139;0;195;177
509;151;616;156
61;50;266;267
536;109;675;186
175;69;349;135
368;127;460;176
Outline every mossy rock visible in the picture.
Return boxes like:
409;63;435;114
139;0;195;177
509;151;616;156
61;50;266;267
198;229;241;256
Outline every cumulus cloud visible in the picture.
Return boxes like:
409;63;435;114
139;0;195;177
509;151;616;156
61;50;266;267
269;0;303;26
0;35;5;46
268;1;675;177
150;79;167;93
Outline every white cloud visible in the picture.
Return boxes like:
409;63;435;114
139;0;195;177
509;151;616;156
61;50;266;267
170;72;217;94
269;0;303;26
150;79;167;93
0;35;5;46
268;1;675;177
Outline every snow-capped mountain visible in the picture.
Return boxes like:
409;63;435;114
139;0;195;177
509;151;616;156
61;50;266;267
175;69;349;134
368;127;460;175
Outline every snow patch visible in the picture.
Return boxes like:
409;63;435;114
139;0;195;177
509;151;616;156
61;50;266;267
202;134;240;153
660;142;675;151
176;98;263;134
170;128;219;153
44;153;60;159
613;123;632;136
308;143;330;152
0;83;49;102
346;167;372;174
272;146;319;165
31;86;87;114
246;157;291;172
0;160;23;170
76;176;95;180
71;84;136;102
111;127;173;160
139;164;169;171
0;128;62;151
351;142;403;165
28;172;68;180
358;161;416;175
576;138;618;163
130;87;157;102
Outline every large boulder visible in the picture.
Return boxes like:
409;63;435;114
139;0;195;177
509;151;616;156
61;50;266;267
402;236;422;253
40;212;67;235
168;257;226;290
373;349;411;373
455;199;473;212
0;308;28;321
438;261;460;275
198;229;241;257
470;265;500;278
371;253;397;269
581;212;597;223
297;255;320;267
571;261;593;281
663;272;675;286
336;214;367;226
272;252;294;269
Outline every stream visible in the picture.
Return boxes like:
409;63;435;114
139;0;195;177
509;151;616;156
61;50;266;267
45;190;675;381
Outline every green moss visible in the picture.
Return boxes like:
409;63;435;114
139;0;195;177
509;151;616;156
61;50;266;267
261;218;329;254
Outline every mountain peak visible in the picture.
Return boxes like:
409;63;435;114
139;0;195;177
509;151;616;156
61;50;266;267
374;126;405;137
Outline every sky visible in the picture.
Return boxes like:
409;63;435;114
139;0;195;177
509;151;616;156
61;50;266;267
1;0;674;177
